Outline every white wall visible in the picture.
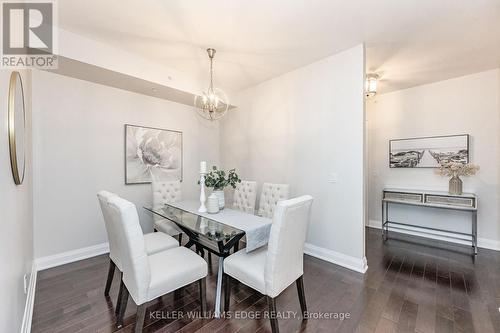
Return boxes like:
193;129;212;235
367;69;500;249
32;70;220;258
0;70;33;332
220;45;367;272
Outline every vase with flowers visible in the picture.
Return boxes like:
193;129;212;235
437;162;479;195
200;166;241;209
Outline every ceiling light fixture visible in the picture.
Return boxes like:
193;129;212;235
365;73;379;98
194;48;229;121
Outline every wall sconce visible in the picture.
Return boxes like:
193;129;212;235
365;73;379;98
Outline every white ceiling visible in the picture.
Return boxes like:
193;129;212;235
58;0;500;94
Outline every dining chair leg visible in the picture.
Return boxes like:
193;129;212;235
233;242;239;253
267;296;279;333
104;258;115;296
134;303;147;333
296;275;308;319
198;277;207;316
207;252;212;265
116;281;129;328
115;273;124;316
223;273;231;313
177;233;183;246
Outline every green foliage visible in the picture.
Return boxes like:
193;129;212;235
200;166;241;189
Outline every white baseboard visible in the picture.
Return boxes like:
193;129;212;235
476;238;500;251
368;219;500;251
21;243;109;332
21;262;37;333
34;242;110;271
304;243;368;274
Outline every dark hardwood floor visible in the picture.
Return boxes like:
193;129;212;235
32;228;500;333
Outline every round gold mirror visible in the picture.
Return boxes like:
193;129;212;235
8;71;26;185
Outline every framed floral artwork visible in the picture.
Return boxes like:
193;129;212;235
125;124;182;184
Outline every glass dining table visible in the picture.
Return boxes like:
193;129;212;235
144;203;247;318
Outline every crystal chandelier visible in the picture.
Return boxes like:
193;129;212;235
194;48;229;120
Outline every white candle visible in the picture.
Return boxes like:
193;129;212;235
200;161;207;174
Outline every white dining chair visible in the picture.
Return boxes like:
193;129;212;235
233;180;258;214
257;183;290;218
223;195;313;333
97;191;179;302
106;195;208;332
152;180;183;244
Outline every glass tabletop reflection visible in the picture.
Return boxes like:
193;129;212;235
144;203;244;245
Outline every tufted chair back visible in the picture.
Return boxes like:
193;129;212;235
152;180;182;209
233;181;258;214
264;195;313;297
152;180;182;235
257;183;290;218
107;195;151;305
97;190;123;270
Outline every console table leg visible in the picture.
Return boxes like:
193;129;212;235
381;200;385;240
472;211;478;255
382;201;389;242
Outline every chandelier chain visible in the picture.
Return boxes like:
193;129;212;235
209;56;214;92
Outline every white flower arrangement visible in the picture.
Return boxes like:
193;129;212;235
436;162;480;178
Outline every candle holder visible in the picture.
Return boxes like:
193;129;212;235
198;172;207;213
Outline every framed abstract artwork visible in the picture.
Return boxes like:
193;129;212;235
389;134;469;168
125;124;182;184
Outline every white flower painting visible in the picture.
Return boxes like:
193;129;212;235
125;125;182;184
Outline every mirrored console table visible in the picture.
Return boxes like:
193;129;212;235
382;188;478;255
